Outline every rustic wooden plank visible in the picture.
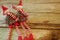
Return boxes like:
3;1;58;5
0;28;60;40
0;12;60;27
0;0;60;13
0;3;58;12
23;0;60;4
0;23;60;29
27;12;60;24
23;4;60;13
0;0;60;27
0;28;51;40
1;0;60;4
0;4;60;13
29;23;60;29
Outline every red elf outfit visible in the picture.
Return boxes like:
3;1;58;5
1;5;22;40
12;0;34;40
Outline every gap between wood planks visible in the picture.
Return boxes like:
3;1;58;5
0;23;60;30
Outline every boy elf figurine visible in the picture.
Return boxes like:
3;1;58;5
12;0;34;40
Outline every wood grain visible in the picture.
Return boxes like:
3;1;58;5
0;0;60;40
27;12;60;24
1;0;60;4
0;28;52;40
0;0;60;27
0;28;60;40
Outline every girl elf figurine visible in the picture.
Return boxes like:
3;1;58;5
1;6;22;40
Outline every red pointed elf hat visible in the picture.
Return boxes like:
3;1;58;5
1;6;8;14
17;0;23;8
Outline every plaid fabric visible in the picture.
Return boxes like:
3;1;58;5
17;12;27;22
6;12;27;25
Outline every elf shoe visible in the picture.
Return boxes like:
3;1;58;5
18;36;22;40
24;36;29;40
29;33;34;40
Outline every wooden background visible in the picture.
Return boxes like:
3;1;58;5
0;0;60;40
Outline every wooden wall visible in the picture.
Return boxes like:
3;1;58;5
0;0;60;40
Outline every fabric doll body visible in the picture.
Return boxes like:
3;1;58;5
1;5;22;40
1;0;34;40
11;0;34;39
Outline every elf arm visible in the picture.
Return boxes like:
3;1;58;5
1;5;18;21
11;4;28;17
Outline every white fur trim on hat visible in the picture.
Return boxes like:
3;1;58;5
4;9;9;14
17;6;23;8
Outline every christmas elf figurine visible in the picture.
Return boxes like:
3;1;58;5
12;0;34;40
1;6;22;40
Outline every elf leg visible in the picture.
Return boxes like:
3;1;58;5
14;22;22;40
22;22;34;40
20;22;29;40
7;24;13;40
